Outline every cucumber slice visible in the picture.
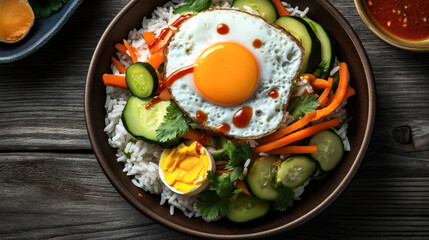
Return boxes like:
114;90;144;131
232;0;277;22
122;96;181;147
302;17;334;79
227;193;270;223
276;155;317;188
310;130;344;172
275;16;321;73
126;62;158;98
247;156;279;201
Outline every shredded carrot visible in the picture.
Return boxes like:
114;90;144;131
143;32;156;50
344;87;355;99
267;145;318;154
102;74;128;89
236;180;251;196
148;52;164;70
317;77;333;106
217;164;226;170
123;39;138;63
259;111;317;144
159;89;172;101
216;169;233;175
114;43;128;55
254;118;340;153
110;56;126;74
311;78;332;89
181;129;211;145
312;62;349;121
271;0;290;16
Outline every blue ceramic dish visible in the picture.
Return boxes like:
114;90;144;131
0;0;83;63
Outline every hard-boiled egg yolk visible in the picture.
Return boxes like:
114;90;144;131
159;142;211;194
193;42;259;106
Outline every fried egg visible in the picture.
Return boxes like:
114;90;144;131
165;9;303;139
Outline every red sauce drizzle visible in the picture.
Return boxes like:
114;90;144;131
365;0;429;40
217;23;230;35
232;106;253;128
165;65;195;88
171;14;193;28
215;123;231;133
195;142;203;154
196;110;208;123
149;14;192;52
145;96;161;109
268;89;279;98
253;39;262;48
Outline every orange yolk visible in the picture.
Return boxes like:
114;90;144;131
193;42;259;106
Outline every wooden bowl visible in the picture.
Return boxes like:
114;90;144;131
85;0;376;238
354;0;429;52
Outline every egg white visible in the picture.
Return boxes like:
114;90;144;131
166;9;303;138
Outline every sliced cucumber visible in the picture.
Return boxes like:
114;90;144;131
247;156;279;201
126;62;158;98
232;0;277;22
275;16;321;73
227;193;270;223
122;96;181;147
275;155;317;188
310;130;344;172
302;17;334;79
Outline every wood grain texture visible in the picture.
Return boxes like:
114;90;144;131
0;0;429;239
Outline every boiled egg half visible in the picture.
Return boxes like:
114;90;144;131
158;141;215;195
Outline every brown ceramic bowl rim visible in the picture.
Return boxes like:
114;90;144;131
85;0;376;238
354;0;429;52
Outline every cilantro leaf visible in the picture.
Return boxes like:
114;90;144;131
174;0;212;14
287;95;320;120
196;171;242;220
195;190;229;220
273;185;294;211
156;102;194;143
29;0;68;19
207;171;235;198
211;138;253;181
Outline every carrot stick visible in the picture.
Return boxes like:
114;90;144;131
123;39;138;63
254;118;339;153
267;145;318;154
344;87;355;99
236;180;251;196
311;78;332;89
317;77;333;106
181;129;211;145
102;74;128;89
322;87;355;108
159;89;172;101
271;0;290;16
312;62;349;121
143;32;156;49
258;111;317;144
216;170;233;175
114;43;128;55
111;57;126;74
148;52;164;69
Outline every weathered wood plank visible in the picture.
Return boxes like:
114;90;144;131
1;153;428;239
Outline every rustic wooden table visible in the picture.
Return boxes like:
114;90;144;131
1;0;428;239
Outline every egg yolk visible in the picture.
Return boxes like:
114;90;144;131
193;42;259;106
159;142;211;194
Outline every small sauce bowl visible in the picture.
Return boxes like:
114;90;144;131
355;0;429;52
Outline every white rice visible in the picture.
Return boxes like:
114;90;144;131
104;0;347;220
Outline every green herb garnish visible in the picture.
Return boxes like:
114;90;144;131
287;95;320;120
156;102;195;143
29;0;69;19
174;0;212;14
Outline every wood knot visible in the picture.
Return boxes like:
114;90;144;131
392;126;411;144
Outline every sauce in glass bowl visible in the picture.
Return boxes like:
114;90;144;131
365;0;429;41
